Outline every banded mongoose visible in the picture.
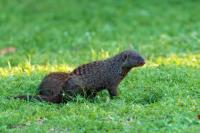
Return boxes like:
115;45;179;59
14;50;145;103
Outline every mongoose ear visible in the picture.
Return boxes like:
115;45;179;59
122;54;128;61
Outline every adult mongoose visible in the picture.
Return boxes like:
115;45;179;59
63;50;145;100
14;50;145;103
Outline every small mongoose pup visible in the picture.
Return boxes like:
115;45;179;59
15;72;70;103
14;50;145;103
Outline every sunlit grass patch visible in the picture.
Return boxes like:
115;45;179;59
90;48;110;60
0;64;73;77
147;54;200;67
0;53;199;78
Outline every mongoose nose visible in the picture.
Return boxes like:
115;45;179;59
138;57;145;66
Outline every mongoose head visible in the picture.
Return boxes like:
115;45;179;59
121;50;145;68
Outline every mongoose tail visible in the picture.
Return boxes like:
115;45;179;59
13;94;63;103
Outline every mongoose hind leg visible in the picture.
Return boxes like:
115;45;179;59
108;86;118;99
85;91;97;99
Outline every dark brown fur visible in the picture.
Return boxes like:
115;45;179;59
38;72;69;97
14;50;145;103
14;72;70;103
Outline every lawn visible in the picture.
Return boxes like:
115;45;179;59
0;0;200;132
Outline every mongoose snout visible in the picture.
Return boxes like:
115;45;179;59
136;56;145;66
122;50;145;68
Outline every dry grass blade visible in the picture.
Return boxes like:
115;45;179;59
0;47;16;56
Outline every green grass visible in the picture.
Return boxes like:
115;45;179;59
0;0;200;132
